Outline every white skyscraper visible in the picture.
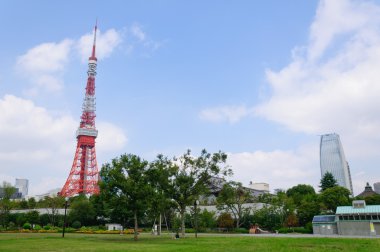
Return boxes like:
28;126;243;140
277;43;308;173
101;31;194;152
320;133;353;194
15;179;29;198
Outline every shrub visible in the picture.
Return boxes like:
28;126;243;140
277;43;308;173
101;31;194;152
43;225;51;230
72;221;81;229
23;223;31;230
233;228;249;233
217;213;234;230
34;224;42;231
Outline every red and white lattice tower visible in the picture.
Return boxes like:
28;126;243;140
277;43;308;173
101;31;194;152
60;23;100;197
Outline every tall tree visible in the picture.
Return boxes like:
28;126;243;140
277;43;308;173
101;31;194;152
320;186;351;213
319;172;338;192
216;181;252;228
0;181;16;229
68;196;96;226
286;184;316;205
169;149;230;237
41;196;65;226
100;154;154;241
147;154;177;235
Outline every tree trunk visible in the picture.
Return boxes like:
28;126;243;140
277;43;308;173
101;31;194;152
181;208;185;237
134;211;138;241
158;213;162;236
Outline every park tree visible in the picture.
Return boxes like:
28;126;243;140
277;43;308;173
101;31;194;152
100;154;154;241
296;194;320;226
25;210;40;226
0;181;16;228
216;181;252;228
169;149;230;237
146;154;177;235
68;196;96;226
320;186;351;213
42;196;65;226
286;184;316;205
27;197;37;209
319;172;338;192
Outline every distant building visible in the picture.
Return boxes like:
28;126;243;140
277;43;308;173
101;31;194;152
200;177;268;205
356;183;378;198
15;179;28;198
32;188;61;201
374;182;380;194
320;133;353;194
248;182;269;193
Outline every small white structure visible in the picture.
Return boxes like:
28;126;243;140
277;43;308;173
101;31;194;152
248;182;269;192
106;223;123;231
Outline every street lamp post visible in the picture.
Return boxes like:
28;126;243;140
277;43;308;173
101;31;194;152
62;197;68;238
194;200;199;238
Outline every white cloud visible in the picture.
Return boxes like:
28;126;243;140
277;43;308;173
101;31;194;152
77;28;122;62
17;39;73;94
227;145;319;192
131;24;146;42
0;95;127;195
17;39;73;73
199;105;254;124
254;0;380;158
96;122;128;153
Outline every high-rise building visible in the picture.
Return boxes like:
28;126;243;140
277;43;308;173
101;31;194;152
320;133;353;194
374;182;380;194
15;178;28;198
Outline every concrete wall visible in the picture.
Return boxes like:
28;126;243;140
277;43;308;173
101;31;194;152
337;221;371;236
313;224;337;235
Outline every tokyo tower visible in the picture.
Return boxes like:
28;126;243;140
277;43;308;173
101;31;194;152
60;23;100;197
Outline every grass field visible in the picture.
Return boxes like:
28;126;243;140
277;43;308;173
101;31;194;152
0;233;379;252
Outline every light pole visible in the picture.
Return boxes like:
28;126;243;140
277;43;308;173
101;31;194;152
194;200;199;238
62;197;68;238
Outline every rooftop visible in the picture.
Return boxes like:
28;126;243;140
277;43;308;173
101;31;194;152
336;205;380;215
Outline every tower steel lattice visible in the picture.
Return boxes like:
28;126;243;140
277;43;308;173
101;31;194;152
60;23;100;197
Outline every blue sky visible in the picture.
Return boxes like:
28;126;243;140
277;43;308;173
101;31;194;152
1;0;379;196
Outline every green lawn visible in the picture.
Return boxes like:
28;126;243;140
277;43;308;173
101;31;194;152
0;233;379;252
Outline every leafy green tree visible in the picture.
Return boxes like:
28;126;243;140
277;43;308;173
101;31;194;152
100;154;154;241
89;194;110;225
169;149;230;237
0;181;17;228
216;181;252;228
25;210;40;226
19;199;29;209
41;196;65;226
251;205;285;231
319;172;338;192
296;194;320;226
198;209;217;230
68;196;96;226
286;184;316;205
320;186;351;213
146;154;177;235
361;194;380;205
27;197;37;209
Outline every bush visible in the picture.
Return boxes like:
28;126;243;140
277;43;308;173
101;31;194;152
43;225;51;230
34;224;42;231
72;221;81;229
278;227;312;234
233;228;249;233
23;223;31;230
217;213;234;230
